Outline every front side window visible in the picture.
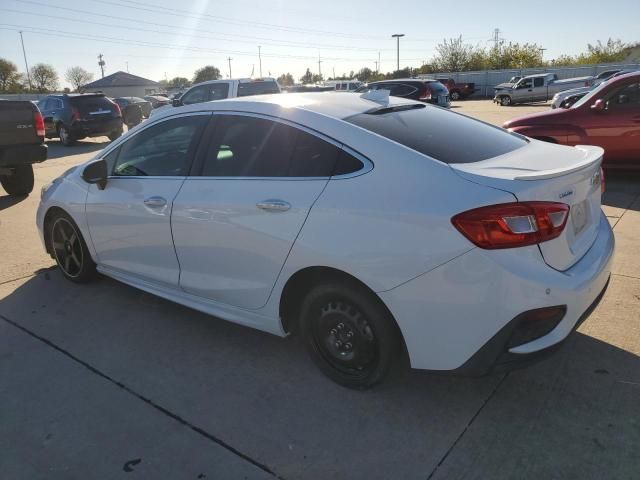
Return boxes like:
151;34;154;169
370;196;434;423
518;79;533;89
201;115;358;177
607;82;640;109
112;115;207;177
181;86;210;105
534;77;544;87
209;83;230;100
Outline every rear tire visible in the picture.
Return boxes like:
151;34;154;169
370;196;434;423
0;164;34;196
450;91;461;101
108;130;122;141
58;125;75;146
48;212;96;283
299;281;399;389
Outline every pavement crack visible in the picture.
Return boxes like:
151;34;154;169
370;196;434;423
0;313;284;480
426;373;509;480
611;272;640;281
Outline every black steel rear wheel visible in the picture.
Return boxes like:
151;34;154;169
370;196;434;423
50;213;96;282
300;282;399;389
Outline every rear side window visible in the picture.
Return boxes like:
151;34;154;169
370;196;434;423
237;81;280;97
201;115;359;177
345;106;527;164
69;96;115;114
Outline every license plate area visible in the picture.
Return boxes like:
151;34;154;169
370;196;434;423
571;200;590;237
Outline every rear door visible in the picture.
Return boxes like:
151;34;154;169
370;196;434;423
171;113;343;309
532;76;547;101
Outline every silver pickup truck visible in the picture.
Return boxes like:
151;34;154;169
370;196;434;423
493;73;593;106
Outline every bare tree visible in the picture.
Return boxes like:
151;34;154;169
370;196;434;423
0;58;21;92
65;66;93;92
30;63;59;92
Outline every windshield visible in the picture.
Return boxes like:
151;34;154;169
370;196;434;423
571;80;609;109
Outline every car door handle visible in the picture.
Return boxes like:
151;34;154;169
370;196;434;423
256;199;291;212
144;196;167;208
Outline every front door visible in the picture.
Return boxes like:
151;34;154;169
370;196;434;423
172;113;345;309
85;113;209;286
582;80;640;165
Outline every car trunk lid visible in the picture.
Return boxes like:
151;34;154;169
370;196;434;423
70;95;119;124
451;141;604;271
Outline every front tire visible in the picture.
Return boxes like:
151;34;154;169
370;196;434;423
299;281;399;389
0;164;34;196
450;91;461;101
500;96;512;106
108;130;122;141
49;212;96;283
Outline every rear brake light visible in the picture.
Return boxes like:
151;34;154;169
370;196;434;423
451;202;570;249
71;106;80;122
33;111;45;138
419;87;431;101
600;167;605;194
113;102;121;117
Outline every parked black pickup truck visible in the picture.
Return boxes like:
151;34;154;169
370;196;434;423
0;100;47;196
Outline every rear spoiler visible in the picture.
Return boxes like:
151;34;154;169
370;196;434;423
513;145;603;180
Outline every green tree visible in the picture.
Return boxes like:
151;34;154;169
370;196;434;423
65;66;93;92
299;68;314;84
30;63;58;92
0;58;21;92
193;65;221;84
169;76;191;88
277;73;294;86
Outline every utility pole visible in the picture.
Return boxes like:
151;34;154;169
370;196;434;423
391;34;404;76
126;61;129;73
374;60;378;73
98;54;105;78
227;57;232;78
258;46;262;77
250;64;255;77
378;52;381;74
538;47;547;60
19;31;32;90
317;53;322;80
332;67;336;80
491;28;502;50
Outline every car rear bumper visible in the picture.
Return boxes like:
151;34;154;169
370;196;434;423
70;118;123;138
378;211;614;372
0;143;47;167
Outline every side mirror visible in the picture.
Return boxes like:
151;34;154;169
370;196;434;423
82;159;108;190
591;99;606;112
172;98;182;107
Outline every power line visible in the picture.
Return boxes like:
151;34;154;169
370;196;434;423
0;24;401;62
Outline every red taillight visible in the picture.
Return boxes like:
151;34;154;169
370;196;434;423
451;202;570;249
600;167;605;194
419;87;431;101
71;106;80;122
33;111;45;138
113;102;121;117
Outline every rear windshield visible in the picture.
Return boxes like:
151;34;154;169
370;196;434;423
70;95;115;113
426;81;448;94
345;105;527;164
237;81;280;97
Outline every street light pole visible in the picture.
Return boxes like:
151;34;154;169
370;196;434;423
391;34;404;76
258;46;262;77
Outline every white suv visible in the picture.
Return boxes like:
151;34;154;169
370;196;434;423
150;78;280;117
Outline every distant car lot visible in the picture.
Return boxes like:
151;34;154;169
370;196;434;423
1;99;638;479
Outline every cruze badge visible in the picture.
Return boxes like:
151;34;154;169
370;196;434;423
559;190;574;199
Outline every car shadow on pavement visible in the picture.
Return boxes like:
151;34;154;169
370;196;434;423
602;171;640;212
0;270;638;479
0;193;27;211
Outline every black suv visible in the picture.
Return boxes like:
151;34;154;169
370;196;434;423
355;79;451;108
39;93;123;146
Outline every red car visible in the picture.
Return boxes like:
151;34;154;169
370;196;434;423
503;72;640;168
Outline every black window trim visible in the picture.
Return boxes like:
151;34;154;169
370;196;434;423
97;111;212;179
188;110;373;181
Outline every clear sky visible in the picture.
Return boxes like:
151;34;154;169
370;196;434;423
1;0;639;88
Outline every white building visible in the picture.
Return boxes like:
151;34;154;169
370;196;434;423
82;71;163;98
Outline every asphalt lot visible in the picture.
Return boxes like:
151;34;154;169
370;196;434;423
1;100;639;479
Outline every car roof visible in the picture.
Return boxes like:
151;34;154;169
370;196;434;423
605;71;640;83
191;77;277;87
152;91;419;121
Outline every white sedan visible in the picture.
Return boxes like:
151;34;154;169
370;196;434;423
37;92;614;388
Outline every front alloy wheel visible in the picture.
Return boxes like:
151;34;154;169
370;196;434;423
59;125;74;146
50;214;95;282
500;96;512;106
